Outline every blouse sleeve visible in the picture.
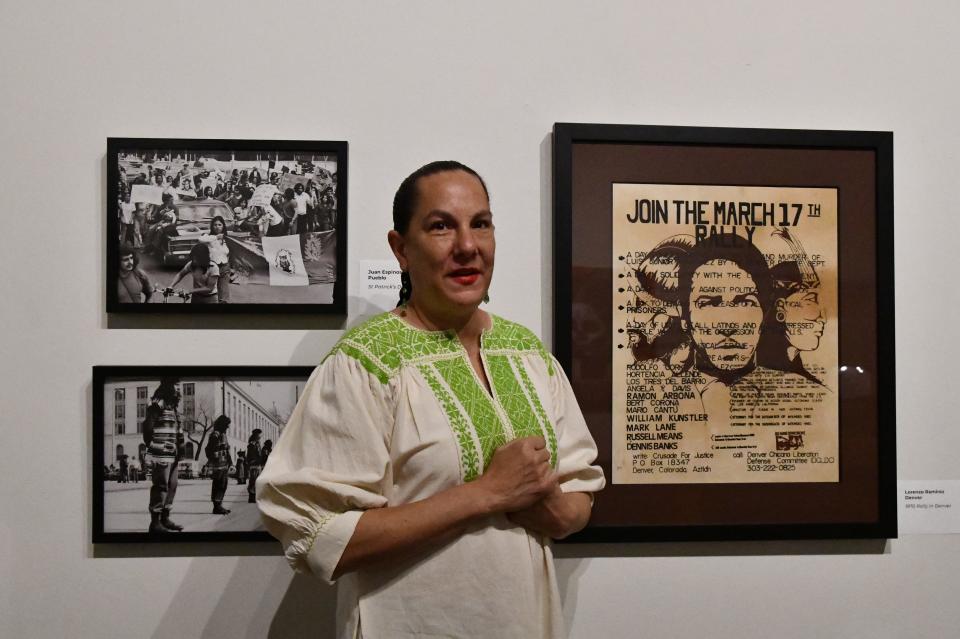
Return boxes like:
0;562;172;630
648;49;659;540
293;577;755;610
256;351;394;583
547;355;606;496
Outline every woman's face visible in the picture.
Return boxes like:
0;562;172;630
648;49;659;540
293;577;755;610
780;288;825;352
390;170;495;313
212;219;225;234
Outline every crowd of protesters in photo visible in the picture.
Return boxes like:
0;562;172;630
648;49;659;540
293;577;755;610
117;156;338;249
116;155;337;304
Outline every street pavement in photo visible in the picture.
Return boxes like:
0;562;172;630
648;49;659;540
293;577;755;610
104;478;267;533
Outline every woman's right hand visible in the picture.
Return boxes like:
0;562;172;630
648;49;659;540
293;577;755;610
475;436;557;513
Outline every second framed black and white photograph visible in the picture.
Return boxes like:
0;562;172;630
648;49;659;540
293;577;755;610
93;366;313;543
107;138;347;314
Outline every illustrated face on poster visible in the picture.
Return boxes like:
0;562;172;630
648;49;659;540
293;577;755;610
687;258;764;371
611;184;839;484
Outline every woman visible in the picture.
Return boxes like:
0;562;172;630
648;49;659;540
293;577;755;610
199;215;231;303
168;242;219;304
257;162;604;639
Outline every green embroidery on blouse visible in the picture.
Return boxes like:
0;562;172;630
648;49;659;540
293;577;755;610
433;357;508;472
486;353;539;438
486;354;559;467
327;312;560;482
326;313;462;383
418;363;481;482
484;316;555;376
512;354;559;467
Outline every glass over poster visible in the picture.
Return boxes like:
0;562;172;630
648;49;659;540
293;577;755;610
611;184;838;484
553;123;896;542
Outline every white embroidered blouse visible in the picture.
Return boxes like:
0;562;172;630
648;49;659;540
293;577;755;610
257;312;605;639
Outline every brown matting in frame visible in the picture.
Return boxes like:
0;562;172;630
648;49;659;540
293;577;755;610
553;124;895;541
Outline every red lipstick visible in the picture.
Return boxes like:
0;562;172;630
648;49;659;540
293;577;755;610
449;269;480;285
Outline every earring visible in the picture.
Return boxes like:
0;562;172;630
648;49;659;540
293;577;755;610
397;271;411;308
483;292;490;304
776;311;785;322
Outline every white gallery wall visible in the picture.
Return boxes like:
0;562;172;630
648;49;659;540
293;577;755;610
1;1;957;637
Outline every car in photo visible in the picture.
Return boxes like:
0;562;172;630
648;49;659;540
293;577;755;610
159;199;236;267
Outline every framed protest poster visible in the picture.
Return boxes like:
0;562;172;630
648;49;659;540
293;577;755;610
93;365;313;543
106;138;347;314
553;123;896;541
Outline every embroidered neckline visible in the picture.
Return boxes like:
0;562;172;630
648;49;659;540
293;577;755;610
327;312;552;384
326;311;560;482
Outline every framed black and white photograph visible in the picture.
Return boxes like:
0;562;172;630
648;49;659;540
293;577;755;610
107;138;347;314
553;123;896;542
93;366;313;543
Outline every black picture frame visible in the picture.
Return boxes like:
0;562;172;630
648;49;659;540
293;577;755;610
553;123;896;542
107;137;348;314
93;365;314;544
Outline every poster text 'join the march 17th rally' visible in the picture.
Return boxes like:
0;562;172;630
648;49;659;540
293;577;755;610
611;184;839;485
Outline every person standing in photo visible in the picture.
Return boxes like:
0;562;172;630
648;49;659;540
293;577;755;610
292;182;314;234
199;216;231;303
281;188;298;235
318;186;336;232
306;180;323;232
246;429;263;504
205;415;233;515
143;378;184;534
119;192;137;245
235;450;247;485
